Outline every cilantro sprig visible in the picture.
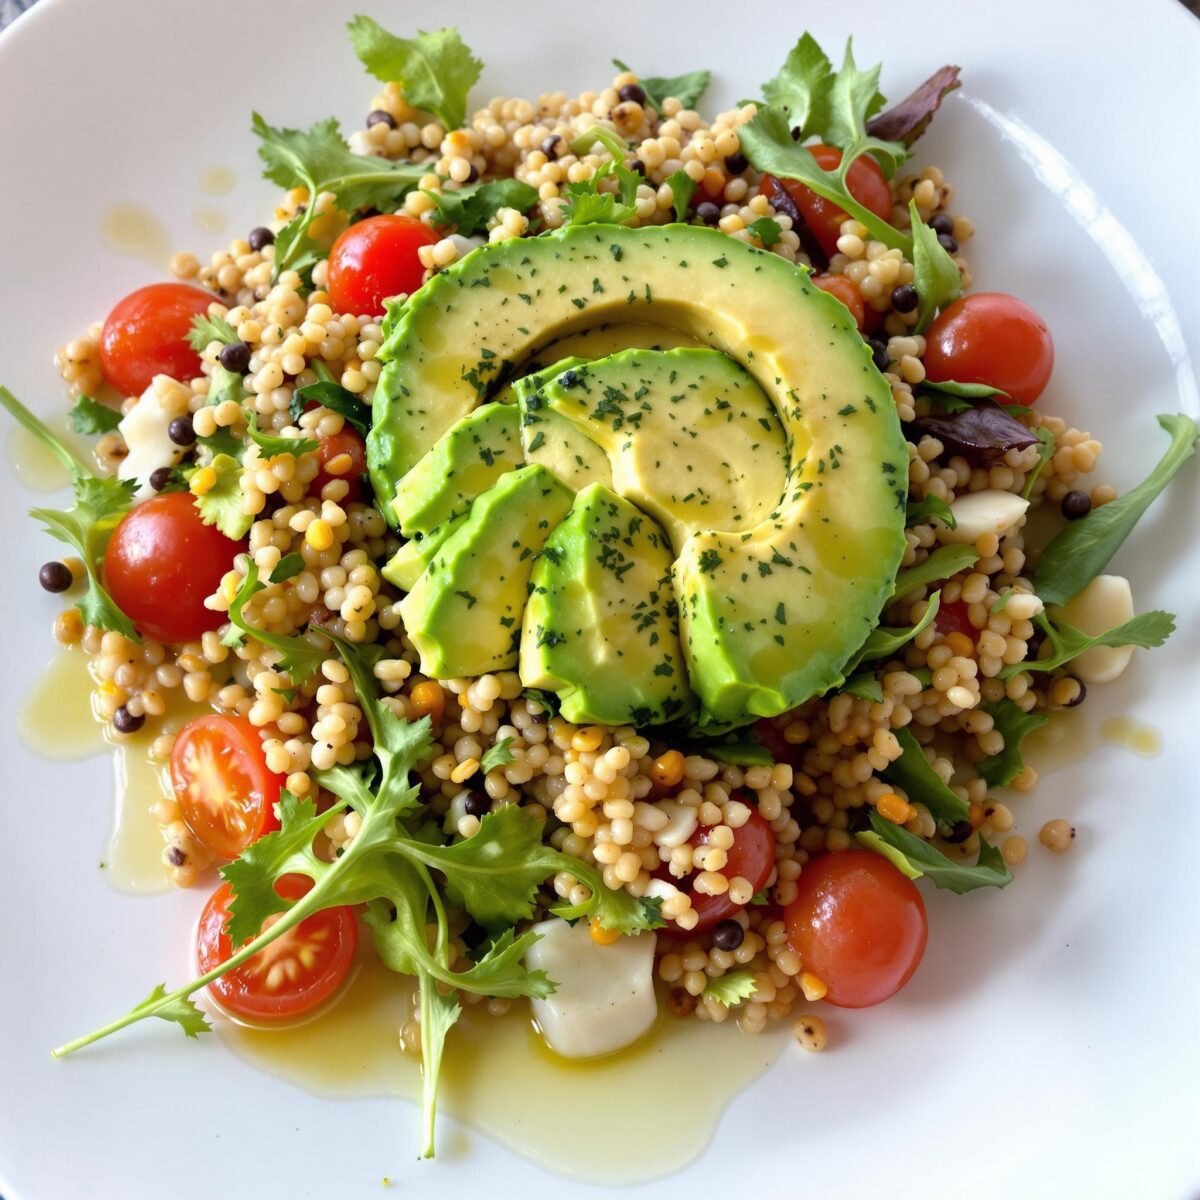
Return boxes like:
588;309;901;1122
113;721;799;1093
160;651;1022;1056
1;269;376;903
1002;610;1175;680
220;561;327;685
68;395;122;436
0;386;138;638
561;159;641;226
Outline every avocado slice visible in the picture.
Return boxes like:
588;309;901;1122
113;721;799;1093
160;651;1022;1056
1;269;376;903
370;224;907;724
521;482;693;726
540;347;787;549
398;464;574;678
390;401;522;537
380;513;467;592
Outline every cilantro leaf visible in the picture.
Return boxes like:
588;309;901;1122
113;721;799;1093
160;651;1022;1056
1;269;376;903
290;379;372;434
866;65;961;148
908;199;962;332
561;159;640;226
186;312;238;352
893;544;979;598
905;494;956;529
244;412;318;458
738;105;909;252
222;561;328;685
68;394;122;436
1033;413;1199;607
665;169;697;222
858;811;1012;893
703;970;758;1006
479;736;515;774
188;453;253;540
759;33;834;139
1003;611;1176;680
269;552;305;583
976;700;1047;788
422;179;538;237
747;216;782;247
842;672;884;703
1;387;139;638
612;59;710;111
880;726;969;826
346;17;482;131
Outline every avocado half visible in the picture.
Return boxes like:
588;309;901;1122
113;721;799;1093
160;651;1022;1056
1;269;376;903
366;223;908;730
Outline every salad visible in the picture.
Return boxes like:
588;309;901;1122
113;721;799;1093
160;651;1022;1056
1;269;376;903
2;16;1196;1161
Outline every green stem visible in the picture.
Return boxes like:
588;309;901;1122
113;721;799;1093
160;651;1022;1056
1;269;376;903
834;147;912;254
0;385;90;477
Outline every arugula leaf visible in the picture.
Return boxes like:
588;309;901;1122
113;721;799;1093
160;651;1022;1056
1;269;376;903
893;544;979;598
908;199;961;333
1;386;140;638
251;112;427;275
976;700;1047;788
68;395;122;436
1002;611;1175;680
738;105;910;252
759;33;834;139
703;970;758;1006
222;561;328;685
347;17;482;132
747;217;783;247
1033;413;1199;607
1021;427;1056;500
479;736;515;774
880;727;969;825
244;412;319;458
269;552;305;583
422;179;538;237
188;454;253;540
186;312;238;352
612;59;710;111
665;169;697;221
703;732;773;767
290;380;372;434
849;591;941;666
905;494;956;529
842;672;884;703
561;159;640;226
866;65;961;148
858;810;1012;893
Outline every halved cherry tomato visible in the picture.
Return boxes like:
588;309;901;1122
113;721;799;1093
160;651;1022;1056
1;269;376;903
311;426;367;503
785;849;927;1008
935;598;976;637
326;214;438;317
923;292;1054;406
759;145;894;259
100;283;215;396
662;804;777;936
171;714;284;859
103;492;243;643
196;875;358;1022
811;273;866;330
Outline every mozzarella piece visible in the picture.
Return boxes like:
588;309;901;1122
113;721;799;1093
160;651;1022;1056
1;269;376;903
525;918;657;1058
939;489;1030;545
117;377;186;498
1052;574;1136;684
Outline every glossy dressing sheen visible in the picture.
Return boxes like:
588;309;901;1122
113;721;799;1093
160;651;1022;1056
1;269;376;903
100;203;172;269
19;647;786;1180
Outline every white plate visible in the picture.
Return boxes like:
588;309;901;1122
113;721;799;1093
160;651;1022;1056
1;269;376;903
1;1;1198;1197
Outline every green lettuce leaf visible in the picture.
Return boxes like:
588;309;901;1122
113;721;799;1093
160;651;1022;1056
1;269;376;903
612;58;710;111
976;700;1047;788
423;179;538;237
858;811;1012;893
908;198;962;333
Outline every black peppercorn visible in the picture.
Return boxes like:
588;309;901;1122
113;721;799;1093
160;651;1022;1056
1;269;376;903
218;341;252;374
167;414;196;446
247;226;275;252
695;201;720;226
711;919;745;952
38;561;72;593
113;705;145;735
617;83;647;106
1061;490;1092;520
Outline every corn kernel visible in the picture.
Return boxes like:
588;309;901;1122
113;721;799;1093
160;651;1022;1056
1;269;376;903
409;680;445;723
189;466;217;496
943;631;974;658
799;971;827;1002
651;749;685;787
305;518;334;550
876;792;914;825
589;918;621;946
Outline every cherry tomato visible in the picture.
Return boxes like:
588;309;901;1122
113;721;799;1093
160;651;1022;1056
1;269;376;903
196;875;358;1022
99;283;215;397
760;145;894;259
923;292;1054;406
935;598;976;637
811;273;866;331
785;849;927;1008
311;426;367;503
662;805;777;937
103;492;243;642
171;714;284;859
326;214;438;317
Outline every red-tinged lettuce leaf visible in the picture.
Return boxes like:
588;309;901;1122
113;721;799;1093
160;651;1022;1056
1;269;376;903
866;66;961;147
907;404;1038;462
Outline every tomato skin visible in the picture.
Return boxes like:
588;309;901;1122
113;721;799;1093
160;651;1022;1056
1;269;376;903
935;598;976;637
811;273;866;331
196;876;358;1022
785;849;928;1008
661;805;777;937
760;146;894;258
311;426;367;502
327;215;438;317
100;283;215;396
103;492;243;642
923;292;1054;406
171;714;284;859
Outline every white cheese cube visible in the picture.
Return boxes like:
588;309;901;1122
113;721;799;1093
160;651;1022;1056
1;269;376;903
117;377;187;498
1052;574;1137;684
939;489;1030;544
